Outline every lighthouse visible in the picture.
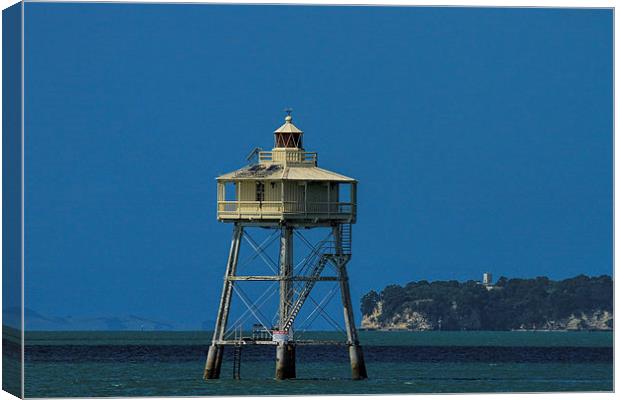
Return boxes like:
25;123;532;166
204;111;367;380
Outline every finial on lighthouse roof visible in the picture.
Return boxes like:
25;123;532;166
274;108;303;134
284;107;293;122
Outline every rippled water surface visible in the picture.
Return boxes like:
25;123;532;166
16;331;613;397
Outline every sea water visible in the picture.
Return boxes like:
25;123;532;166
15;330;613;397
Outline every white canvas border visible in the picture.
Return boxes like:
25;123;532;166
0;1;615;400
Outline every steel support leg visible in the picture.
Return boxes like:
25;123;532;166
278;226;293;328
333;225;368;380
275;225;296;379
204;224;243;380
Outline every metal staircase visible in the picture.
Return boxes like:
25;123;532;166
340;223;352;255
280;224;352;333
281;254;331;332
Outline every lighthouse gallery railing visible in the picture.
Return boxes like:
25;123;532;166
258;151;318;165
217;200;355;219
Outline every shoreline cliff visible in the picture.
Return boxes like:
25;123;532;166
360;275;612;331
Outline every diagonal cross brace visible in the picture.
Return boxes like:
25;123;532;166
242;230;279;273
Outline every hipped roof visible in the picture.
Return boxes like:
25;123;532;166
217;164;355;182
274;120;303;134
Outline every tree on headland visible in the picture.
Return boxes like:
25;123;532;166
361;274;613;331
360;290;381;315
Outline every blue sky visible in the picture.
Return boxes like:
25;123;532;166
24;4;612;329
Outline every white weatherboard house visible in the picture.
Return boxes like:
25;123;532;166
216;114;357;223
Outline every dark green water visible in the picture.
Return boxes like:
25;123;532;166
17;331;613;397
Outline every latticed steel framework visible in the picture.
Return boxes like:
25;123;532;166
204;113;367;380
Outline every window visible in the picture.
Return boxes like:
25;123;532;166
256;182;265;202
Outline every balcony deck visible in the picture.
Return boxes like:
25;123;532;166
258;150;317;166
217;201;355;222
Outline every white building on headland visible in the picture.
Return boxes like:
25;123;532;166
479;272;499;291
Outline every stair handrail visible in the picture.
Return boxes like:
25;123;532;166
282;254;331;332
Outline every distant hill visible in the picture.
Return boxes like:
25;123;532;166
360;275;613;331
4;307;177;331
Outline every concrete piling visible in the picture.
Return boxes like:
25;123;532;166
204;344;222;379
275;343;296;379
349;344;368;380
214;345;224;378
